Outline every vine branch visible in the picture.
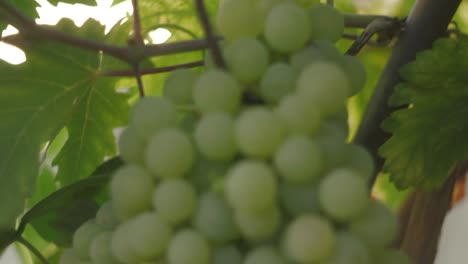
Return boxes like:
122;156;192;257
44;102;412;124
131;0;144;45
102;61;204;77
194;0;226;69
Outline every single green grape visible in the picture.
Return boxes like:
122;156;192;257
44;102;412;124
145;128;194;179
110;222;140;263
193;69;242;114
259;63;297;104
341;55;366;96
275;93;321;135
225;160;277;212
110;165;154;221
350;200;398;248
95;201;119;231
245;246;288;264
283;214;336;263
90;232;123;264
318;169;369;222
234;206;282;242
297;61;350;117
118;126;145;165
129;97;177;141
72;220;104;260
153;179;197;225
194;112;238;161
167;229;212;264
193;192;240;243
127;212;173;260
235;106;285;158
264;2;311;53
162;68;198;105
318;232;371;264
309;4;345;43
224;38;270;84
216;0;262;41
274;136;323;183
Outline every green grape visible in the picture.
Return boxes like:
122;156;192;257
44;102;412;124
234;206;282;241
289;45;326;72
257;0;289;20
297;61;350;116
110;165;154;221
193;69;242;114
350;200;398;248
274;136;322;183
224;38;270;84
162;68;198;105
118;127;145;165
309;4;345;43
72;220;104;260
264;2;311;53
213;245;243;264
216;0;262;41
245;246;288;264
283;214;336;263
111;222;140;263
341;55;366;96
95;201;119;231
145;128;194;178
127;212;173;260
319;232;371;264
235;106;285;158
374;249;412;264
193;192;240;243
259;63;297;104
313;40;343;61
342;144;375;181
225;160;277;212
280;183;320;216
194;112;238;161
275;93;321;135
90;232;123;264
129;97;177;141
189;158;230;192
59;249;85;264
318;169;369;222
153;179;197;225
167;229;212;264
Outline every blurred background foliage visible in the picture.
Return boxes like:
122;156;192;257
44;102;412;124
3;0;468;263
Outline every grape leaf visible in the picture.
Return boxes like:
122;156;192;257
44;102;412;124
380;37;468;190
19;157;122;246
0;0;39;32
0;18;129;229
46;0;126;6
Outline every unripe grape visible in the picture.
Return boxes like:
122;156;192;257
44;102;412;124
259;63;297;104
194;112;238;161
284;214;336;263
235;106;285;158
167;229;211;264
318;169;369;221
110;165;154;220
193;69;242;114
72;220;104;260
129;97;177;141
224;38;270;84
118;126;145;165
90;232;122;264
145;128;194;178
153;179;197;225
225;160;277;212
264;2;311;53
234;206;282;242
309;4;345;43
163;68;198;105
216;0;262;41
276;93;321;135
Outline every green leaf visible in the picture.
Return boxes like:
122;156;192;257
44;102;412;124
0;18;129;229
0;0;39;32
19;157;122;246
380;37;468;189
47;0;98;6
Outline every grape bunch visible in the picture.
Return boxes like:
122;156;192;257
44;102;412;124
59;1;411;264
